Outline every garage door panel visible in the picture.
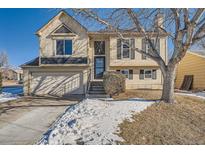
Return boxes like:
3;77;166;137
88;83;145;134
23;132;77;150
31;72;84;96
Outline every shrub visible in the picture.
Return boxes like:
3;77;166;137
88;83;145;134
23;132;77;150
103;71;125;96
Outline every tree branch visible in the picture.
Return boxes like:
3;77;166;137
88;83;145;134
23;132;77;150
126;9;162;59
191;8;205;24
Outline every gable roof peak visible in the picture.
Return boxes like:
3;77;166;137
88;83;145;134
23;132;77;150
57;10;68;17
36;10;87;36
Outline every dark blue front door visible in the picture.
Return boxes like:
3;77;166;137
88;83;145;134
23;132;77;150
94;56;105;79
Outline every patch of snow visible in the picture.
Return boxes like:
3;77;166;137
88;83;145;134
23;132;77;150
39;98;155;145
176;91;205;100
0;92;19;103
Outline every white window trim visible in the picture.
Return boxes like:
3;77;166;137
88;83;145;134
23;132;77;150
120;69;130;79
144;69;152;79
140;69;156;79
94;41;106;56
142;43;150;60
55;39;73;56
145;43;149;54
121;39;131;59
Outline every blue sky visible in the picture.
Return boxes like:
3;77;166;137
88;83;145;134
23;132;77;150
0;8;107;67
0;8;63;67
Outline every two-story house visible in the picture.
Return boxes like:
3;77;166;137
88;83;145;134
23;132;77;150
21;11;168;97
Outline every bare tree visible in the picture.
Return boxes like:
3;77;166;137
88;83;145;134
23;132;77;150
72;8;205;103
0;51;9;92
0;51;9;67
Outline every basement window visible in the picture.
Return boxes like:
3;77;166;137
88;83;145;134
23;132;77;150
117;69;133;80
140;69;157;80
121;69;129;79
145;70;152;78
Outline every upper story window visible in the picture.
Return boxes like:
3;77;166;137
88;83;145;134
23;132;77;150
94;41;105;55
142;38;160;60
56;40;72;55
122;39;130;58
117;39;135;60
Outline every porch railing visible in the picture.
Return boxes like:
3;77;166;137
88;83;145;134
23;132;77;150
85;68;92;96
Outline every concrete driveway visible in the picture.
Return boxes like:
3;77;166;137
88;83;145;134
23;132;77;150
0;96;80;145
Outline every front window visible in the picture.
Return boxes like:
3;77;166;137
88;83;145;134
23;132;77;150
139;69;157;79
122;39;130;58
94;41;105;55
56;40;72;55
121;69;129;78
144;70;152;78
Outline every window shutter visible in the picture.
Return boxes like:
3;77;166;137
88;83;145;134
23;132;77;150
129;70;133;80
152;69;157;79
148;39;155;54
117;39;122;59
142;39;146;59
139;70;144;80
156;39;160;55
131;39;135;59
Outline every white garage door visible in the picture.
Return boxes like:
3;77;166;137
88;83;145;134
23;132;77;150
30;72;84;96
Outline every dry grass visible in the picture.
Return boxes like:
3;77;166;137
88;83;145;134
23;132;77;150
113;89;162;100
115;90;205;145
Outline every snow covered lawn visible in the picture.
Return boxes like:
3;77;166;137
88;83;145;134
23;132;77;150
0;92;19;103
176;91;205;100
39;98;156;145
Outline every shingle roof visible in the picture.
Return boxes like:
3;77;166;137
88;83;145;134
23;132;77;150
192;50;205;56
36;10;87;36
188;50;205;59
20;57;39;67
21;57;88;67
41;57;88;65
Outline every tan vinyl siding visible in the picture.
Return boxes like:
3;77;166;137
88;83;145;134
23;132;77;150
175;52;205;90
109;36;167;67
109;66;163;89
88;34;166;89
39;13;88;58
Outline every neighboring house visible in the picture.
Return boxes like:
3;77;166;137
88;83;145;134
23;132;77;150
175;51;205;90
0;67;23;81
1;67;18;80
21;11;168;97
15;69;23;81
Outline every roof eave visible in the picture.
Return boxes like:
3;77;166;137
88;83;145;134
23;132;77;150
36;10;88;37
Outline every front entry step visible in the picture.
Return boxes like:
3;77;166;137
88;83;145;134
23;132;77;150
86;94;110;98
90;81;104;86
90;86;105;91
87;81;109;98
89;90;106;94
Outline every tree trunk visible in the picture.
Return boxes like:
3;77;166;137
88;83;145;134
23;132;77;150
161;65;177;103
